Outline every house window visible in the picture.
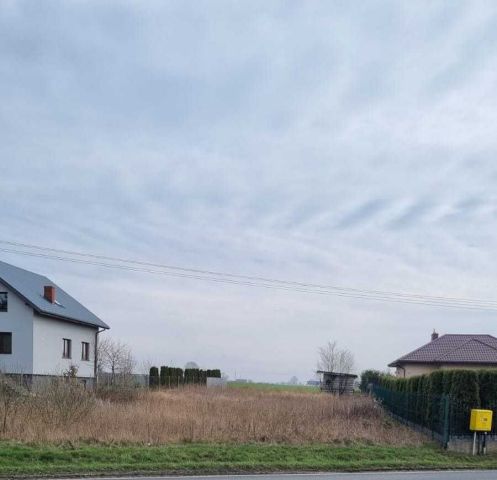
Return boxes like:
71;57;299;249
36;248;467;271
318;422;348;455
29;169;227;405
0;333;12;354
62;338;72;359
0;293;7;312
81;342;90;361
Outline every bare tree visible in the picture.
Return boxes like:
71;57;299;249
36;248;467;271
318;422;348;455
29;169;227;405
138;358;154;375
317;341;355;374
185;361;199;369
97;337;135;385
317;341;338;372
337;348;355;375
317;341;355;395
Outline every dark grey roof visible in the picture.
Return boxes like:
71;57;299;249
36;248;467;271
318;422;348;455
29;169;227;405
389;334;497;367
0;260;109;329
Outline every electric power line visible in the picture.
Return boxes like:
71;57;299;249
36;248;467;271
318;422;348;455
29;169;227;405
0;241;495;311
0;239;496;308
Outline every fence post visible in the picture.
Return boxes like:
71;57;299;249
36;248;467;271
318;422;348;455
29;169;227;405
442;395;450;449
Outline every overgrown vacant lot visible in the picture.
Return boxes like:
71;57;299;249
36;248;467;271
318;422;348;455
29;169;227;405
2;384;497;477
228;381;319;393
3;386;423;445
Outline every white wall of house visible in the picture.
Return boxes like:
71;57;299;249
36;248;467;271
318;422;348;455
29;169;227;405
395;364;437;378
33;315;97;377
0;281;34;374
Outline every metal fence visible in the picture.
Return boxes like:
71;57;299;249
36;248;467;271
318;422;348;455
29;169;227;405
372;385;450;444
97;372;149;388
371;385;497;447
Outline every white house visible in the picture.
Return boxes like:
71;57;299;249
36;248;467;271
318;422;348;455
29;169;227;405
0;260;109;387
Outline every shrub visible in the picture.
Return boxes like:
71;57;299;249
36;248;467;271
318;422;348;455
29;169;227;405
0;375;28;433
359;370;385;391
425;370;444;426
415;375;427;424
478;369;497;408
34;377;96;428
449;370;480;434
373;372;396;391
373;368;497;433
442;370;454;395
396;378;408;393
96;383;140;403
160;366;167;387
450;370;480;407
174;368;184;387
161;366;171;388
152;366;221;388
427;371;444;396
184;368;194;384
96;369;140;403
149;367;159;388
409;376;420;394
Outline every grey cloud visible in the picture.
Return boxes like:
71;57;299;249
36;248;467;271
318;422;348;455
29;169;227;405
2;1;497;381
335;198;390;229
389;201;434;229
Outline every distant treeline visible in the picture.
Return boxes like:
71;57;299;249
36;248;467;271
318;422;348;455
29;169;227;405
149;366;221;388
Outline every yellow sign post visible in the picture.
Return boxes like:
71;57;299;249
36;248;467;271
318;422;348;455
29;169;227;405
470;409;493;455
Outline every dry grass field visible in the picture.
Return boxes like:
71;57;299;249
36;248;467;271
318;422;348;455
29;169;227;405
2;385;423;445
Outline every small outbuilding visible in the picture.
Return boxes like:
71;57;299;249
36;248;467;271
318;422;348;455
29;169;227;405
317;370;357;395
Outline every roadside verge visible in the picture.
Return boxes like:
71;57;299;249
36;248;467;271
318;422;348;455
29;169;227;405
1;442;497;478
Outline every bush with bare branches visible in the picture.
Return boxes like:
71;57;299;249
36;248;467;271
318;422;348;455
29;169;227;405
33;377;96;428
0;386;423;445
0;374;28;434
97;337;135;383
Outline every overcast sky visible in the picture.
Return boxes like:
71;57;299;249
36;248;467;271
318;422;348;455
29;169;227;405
2;1;497;382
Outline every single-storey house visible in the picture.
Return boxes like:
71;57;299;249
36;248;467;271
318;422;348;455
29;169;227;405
389;331;497;378
317;370;357;394
0;260;109;387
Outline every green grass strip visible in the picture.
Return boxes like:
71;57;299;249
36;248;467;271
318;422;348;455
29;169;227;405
0;442;496;477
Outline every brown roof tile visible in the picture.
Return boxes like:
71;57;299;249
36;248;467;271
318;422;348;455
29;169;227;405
388;334;497;367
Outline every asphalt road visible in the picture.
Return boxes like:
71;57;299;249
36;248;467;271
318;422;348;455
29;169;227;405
60;472;497;480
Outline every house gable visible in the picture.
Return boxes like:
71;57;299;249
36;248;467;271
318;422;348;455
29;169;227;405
0;260;109;329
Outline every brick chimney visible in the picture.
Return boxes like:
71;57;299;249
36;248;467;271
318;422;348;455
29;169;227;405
431;329;439;341
44;285;56;304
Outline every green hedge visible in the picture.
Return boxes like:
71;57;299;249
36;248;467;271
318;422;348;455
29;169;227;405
362;368;497;408
442;370;454;395
427;370;444;396
149;367;159;388
479;370;497;407
150;366;221;388
451;370;480;407
159;367;184;387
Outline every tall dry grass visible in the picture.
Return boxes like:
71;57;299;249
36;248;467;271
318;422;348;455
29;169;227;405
2;386;423;445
